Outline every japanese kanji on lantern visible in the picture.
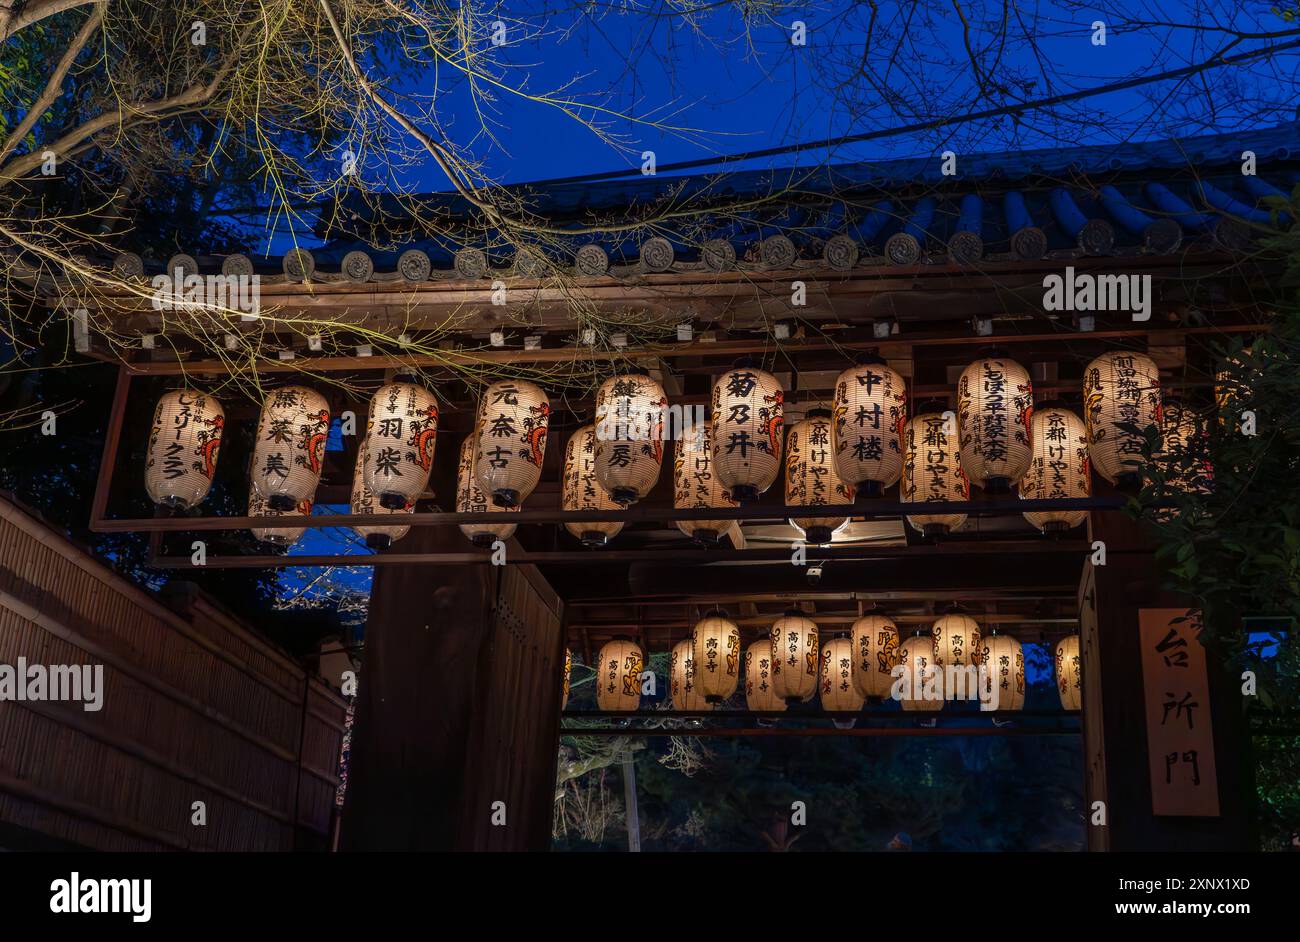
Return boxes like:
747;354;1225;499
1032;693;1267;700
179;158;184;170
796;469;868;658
475;379;550;507
561;648;572;710
898;627;944;711
1021;404;1091;533
785;408;854;545
711;362;784;502
361;378;438;510
673;422;738;546
596;638;643;711
901;410;969;537
691;611;741;703
252;385;330;510
932;611;981;669
831;354;907;498
1055;634;1082;710
593;370;667;504
350;437;411;550
980;632;1026;712
1082;351;1162;488
956;354;1033;492
770;610;818;704
456;433;519;548
562;424;625;547
145;389;225;510
670;639;712;711
744;640;786;712
820;637;864;713
248;486;311;547
851;614;899;700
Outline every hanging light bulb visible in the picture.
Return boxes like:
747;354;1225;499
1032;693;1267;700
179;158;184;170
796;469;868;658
362;377;438;510
673;422;738;546
744;640;786;712
851;614;899;701
145;389;225;510
1055;634;1082;710
475;379;550;507
956;353;1033;492
593;370;667;504
711;362;784;502
670;639;712;711
562;424;624;547
831;354;907;497
350;437;411;549
820;637;865;713
901;409;969;537
785;408;854;545
691;611;741;703
252;385;331;510
1020;404;1091;533
979;631;1025;712
898;627;944;712
596;638;644;711
770;610;818;704
456;433;519;548
1082;351;1162;488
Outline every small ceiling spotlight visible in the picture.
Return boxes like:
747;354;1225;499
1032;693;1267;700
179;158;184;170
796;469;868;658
307;334;323;351
806;563;824;586
489;330;506;347
676;322;693;342
872;319;895;339
1074;314;1096;333
581;328;596;345
140;333;157;350
774;321;791;340
972;316;993;337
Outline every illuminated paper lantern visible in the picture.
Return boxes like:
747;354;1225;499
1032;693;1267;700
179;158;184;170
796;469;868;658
901;411;969;537
362;379;438;509
932;612;981;667
562;425;625;547
1214;347;1257;423
744;640;786;712
670;639;712;711
593;371;667;504
475;379;550;507
820;637;864;712
1082;351;1162;487
691;612;741;703
596;638;643;712
252;385;331;509
456;434;519;547
770;611;818;704
785;409;854;545
710;364;784;502
851;614;899;700
956;355;1033;492
898;628;944;712
979;633;1026;712
350;437;411;549
831;356;907;496
248;487;311;547
1020;405;1090;533
1158;399;1213;499
145;389;225;509
1055;634;1082;710
561;648;572;710
673;422;738;546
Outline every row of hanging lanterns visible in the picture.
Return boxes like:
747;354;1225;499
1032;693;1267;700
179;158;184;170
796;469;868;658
585;613;1081;714
143;348;1174;545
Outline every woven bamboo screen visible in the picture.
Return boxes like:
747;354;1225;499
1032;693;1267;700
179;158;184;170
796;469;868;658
145;389;225;510
956;356;1034;490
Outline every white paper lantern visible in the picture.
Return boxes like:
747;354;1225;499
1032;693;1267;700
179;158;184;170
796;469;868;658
252;385;331;509
979;633;1026;712
475;379;550;507
785;409;854;545
898;628;944;711
673;422;738;545
596;638;644;712
744;640;786;712
820;637;864;713
901;411;969;537
831;356;907;496
456;433;519;547
1082;351;1162;487
350;437;411;549
362;379;438;509
1158;399;1213;498
670;639;712;711
1020;405;1091;533
851;614;900;700
956;355;1033;492
145;389;225;510
593;371;667;504
1055;634;1082;710
711;364;784;502
770;611;818;704
691;612;741;703
562;424;624;547
932;612;981;667
248;486;311;547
